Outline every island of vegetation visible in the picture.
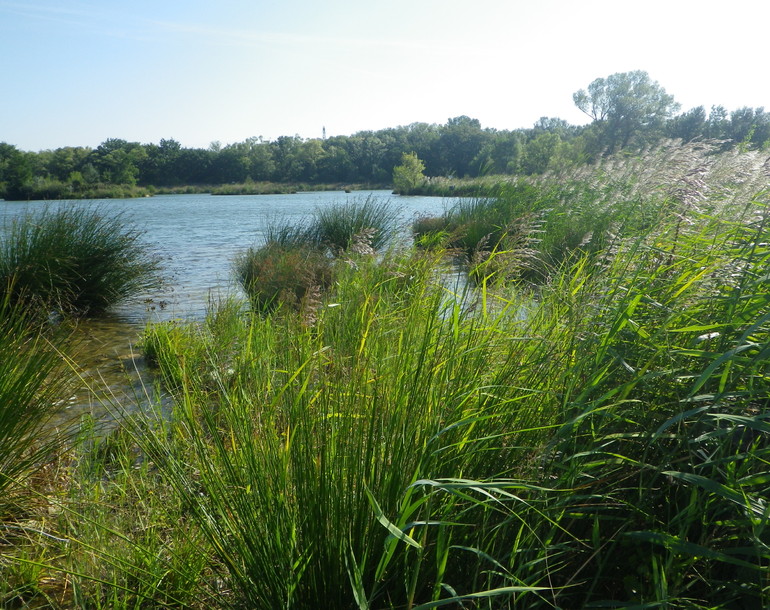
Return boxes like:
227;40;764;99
1;71;770;608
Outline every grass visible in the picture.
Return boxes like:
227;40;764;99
307;194;402;253
235;195;401;314
0;296;73;521
2;140;770;608
0;206;163;317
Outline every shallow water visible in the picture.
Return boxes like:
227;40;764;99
1;190;453;420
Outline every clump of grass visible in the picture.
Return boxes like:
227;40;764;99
235;196;400;314
0;206;163;317
234;241;334;314
308;194;401;253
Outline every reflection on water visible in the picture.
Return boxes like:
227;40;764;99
1;191;454;421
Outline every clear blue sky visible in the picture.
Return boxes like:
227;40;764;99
1;0;767;152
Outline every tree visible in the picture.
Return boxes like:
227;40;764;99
1;145;34;200
434;116;488;177
667;106;707;142
573;70;680;153
521;132;560;175
91;139;145;185
392;152;426;194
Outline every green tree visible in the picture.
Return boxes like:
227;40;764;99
573;70;680;154
521;132;561;175
392;152;426;194
667;106;707;142
91;139;145;185
2;146;33;200
434;116;488;177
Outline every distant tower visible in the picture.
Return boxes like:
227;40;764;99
322;126;327;140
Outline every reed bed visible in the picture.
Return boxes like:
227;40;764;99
3;141;770;608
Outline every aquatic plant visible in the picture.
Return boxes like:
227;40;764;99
234;241;334;314
308;194;401;253
0;297;72;519
0;206;162;316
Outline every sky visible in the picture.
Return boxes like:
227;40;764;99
1;0;767;152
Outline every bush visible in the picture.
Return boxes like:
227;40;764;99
0;206;162;316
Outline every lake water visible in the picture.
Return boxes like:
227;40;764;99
0;190;455;422
1;190;451;322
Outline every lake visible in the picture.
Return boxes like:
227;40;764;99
0;190;456;422
1;190;451;321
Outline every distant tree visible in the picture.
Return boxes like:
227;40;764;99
1;146;33;200
91;139;145;185
667;106;707;142
316;144;355;183
434;116;488;177
531;116;576;139
242;137;275;181
392;152;426;194
520;132;561;175
706;105;730;139
211;145;249;183
728;107;770;149
474;131;523;174
140;138;182;186
270;135;305;182
573;70;680;153
47;146;92;182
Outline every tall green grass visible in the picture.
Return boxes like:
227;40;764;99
5;141;770;608
0;297;73;520
0;206;162;316
308;194;402;253
138;191;770;607
235;196;401;314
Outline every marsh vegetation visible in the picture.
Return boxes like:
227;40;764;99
2;139;770;608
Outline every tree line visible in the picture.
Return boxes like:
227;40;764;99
2;70;769;200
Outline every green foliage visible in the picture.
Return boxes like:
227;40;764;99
234;196;399;315
308;194;401;252
6;139;770;608
0;206;162;316
392;151;426;194
235;241;335;314
0;297;72;519
574;70;681;154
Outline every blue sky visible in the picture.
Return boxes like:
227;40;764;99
1;0;767;151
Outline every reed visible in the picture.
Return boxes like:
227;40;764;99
308;194;401;253
6;140;770;608
0;297;73;520
0;206;162;316
234;196;400;314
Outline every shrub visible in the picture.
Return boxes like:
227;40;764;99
0;206;162;316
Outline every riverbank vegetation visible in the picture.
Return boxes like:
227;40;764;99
0;206;163;317
2;136;769;607
2;70;769;201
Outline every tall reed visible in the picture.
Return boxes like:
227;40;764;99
0;297;73;519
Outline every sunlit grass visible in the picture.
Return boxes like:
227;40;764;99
4;141;770;608
0;206;162;317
